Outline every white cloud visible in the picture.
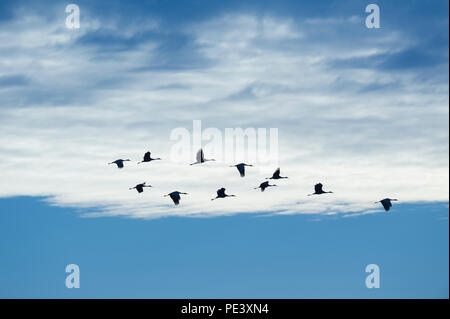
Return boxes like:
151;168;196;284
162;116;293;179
0;11;448;219
304;15;362;25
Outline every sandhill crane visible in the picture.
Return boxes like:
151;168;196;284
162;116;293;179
230;163;253;177
211;188;236;200
190;149;215;165
129;182;152;193
376;198;398;211
308;183;333;196
255;181;277;192
138;151;161;164
267;168;288;180
164;191;188;205
108;159;131;169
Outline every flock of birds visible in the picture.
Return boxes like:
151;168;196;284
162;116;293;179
109;149;398;211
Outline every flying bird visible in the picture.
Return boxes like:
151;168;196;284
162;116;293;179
211;188;236;200
138;151;161;164
129;182;152;193
190;149;215;165
164;191;188;205
230;163;253;177
255;181;277;192
376;198;398;211
108;159;131;169
308;183;333;196
267;168;288;180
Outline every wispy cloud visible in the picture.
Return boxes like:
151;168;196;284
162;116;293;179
0;2;448;219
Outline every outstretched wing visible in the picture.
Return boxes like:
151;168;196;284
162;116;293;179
217;188;226;197
260;181;269;192
314;183;323;193
143;151;151;161
237;165;245;177
381;199;391;211
273;168;280;178
196;149;204;163
170;193;180;205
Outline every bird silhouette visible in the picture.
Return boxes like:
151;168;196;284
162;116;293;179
190;149;215;165
308;183;333;196
164;191;188;205
267;168;288;180
376;198;398;211
230;163;253;177
138;151;161;164
129;182;152;193
211;188;236;200
255;181;277;192
108;159;131;169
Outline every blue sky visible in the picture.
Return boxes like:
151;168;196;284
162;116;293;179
0;197;448;298
0;0;448;298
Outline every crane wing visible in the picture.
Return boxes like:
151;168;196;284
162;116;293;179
196;149;204;163
381;199;391;211
217;188;226;197
170;193;180;205
273;168;280;178
314;183;323;193
237;165;245;177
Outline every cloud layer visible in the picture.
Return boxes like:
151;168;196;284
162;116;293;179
0;2;448;219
